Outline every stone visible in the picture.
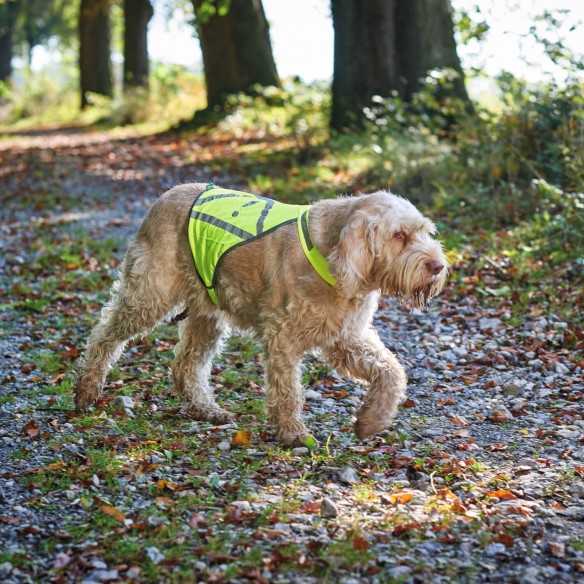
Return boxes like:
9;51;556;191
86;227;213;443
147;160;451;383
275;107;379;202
479;318;503;331
217;441;231;452
485;543;506;557
145;546;164;565
113;396;134;409
502;379;528;396
0;563;12;578
339;467;359;485
304;390;322;401
231;500;252;512
291;447;310;456
487;405;513;424
320;498;339;518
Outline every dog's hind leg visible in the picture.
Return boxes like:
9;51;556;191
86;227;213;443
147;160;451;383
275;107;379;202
263;335;310;448
323;328;407;440
75;240;181;410
172;311;233;424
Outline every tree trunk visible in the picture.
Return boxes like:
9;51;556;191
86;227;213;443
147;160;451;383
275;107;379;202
79;0;113;109
330;0;470;131
0;0;20;82
331;0;399;131
192;0;280;109
396;0;469;102
123;0;153;91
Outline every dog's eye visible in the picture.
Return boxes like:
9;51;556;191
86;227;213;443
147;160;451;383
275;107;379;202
393;231;407;242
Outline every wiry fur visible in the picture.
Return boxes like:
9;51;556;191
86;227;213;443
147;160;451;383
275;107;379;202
75;183;448;447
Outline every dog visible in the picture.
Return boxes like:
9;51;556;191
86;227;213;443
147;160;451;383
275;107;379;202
75;183;448;447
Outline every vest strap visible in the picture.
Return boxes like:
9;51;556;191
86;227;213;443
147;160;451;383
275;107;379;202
297;209;338;287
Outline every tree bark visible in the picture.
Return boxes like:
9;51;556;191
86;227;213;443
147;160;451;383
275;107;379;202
0;0;20;82
330;0;470;131
331;0;399;131
79;0;113;109
123;0;153;91
192;0;280;109
396;0;469;102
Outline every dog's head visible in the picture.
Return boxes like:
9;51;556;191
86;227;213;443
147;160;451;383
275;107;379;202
328;191;448;308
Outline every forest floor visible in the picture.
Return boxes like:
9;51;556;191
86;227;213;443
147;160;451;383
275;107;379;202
0;125;583;583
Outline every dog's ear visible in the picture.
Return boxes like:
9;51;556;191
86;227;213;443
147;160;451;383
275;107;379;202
328;211;376;297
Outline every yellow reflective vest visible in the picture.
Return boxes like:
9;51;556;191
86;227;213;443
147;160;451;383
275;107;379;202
188;185;337;305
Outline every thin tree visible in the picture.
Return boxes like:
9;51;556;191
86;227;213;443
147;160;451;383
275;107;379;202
79;0;113;108
123;0;153;91
192;0;280;113
0;0;20;82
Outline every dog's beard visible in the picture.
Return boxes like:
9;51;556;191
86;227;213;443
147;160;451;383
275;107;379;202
378;258;448;310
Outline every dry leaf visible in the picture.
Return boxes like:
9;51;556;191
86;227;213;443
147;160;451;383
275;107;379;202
388;492;414;505
487;489;516;500
100;504;125;523
230;430;252;447
449;415;470;427
352;535;369;551
22;419;40;437
549;542;565;558
302;502;321;513
402;398;416;408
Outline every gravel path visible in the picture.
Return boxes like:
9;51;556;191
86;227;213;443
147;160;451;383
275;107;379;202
0;129;583;583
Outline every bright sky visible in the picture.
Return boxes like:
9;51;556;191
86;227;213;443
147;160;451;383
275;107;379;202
146;0;583;83
30;0;583;84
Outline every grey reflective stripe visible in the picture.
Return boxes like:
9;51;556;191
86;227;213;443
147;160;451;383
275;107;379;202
256;199;274;235
190;211;254;239
193;194;242;206
242;200;259;208
300;210;313;251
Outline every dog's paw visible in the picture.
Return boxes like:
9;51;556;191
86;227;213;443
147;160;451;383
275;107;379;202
189;405;235;425
74;380;101;411
353;414;388;440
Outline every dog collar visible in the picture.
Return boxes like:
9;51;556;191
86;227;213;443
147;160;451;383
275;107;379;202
298;208;338;287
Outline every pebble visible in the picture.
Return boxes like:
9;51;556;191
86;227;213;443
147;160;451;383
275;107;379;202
217;441;231;452
304;390;322;400
291;447;310;456
320;498;339;518
145;546;164;565
479;318;503;330
517;458;539;470
485;543;507;557
113;396;134;409
0;563;12;578
339;467;359;485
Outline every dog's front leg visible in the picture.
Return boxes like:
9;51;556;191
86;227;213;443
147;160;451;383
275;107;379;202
323;328;407;440
263;339;310;448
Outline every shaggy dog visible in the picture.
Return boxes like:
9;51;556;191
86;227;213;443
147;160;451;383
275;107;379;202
75;183;448;447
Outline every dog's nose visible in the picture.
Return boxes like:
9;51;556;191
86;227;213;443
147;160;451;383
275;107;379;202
426;260;445;275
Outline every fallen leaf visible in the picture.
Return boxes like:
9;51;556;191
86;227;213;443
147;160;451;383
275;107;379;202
230;430;252;446
487;489;516;500
0;516;22;523
402;398;416;407
157;479;180;491
188;512;207;529
449;415;470;427
352;535;369;551
302;502;321;513
549;541;565;558
437;397;455;407
451;429;470;438
387;492;414;505
22;419;40;437
101;504;125;523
